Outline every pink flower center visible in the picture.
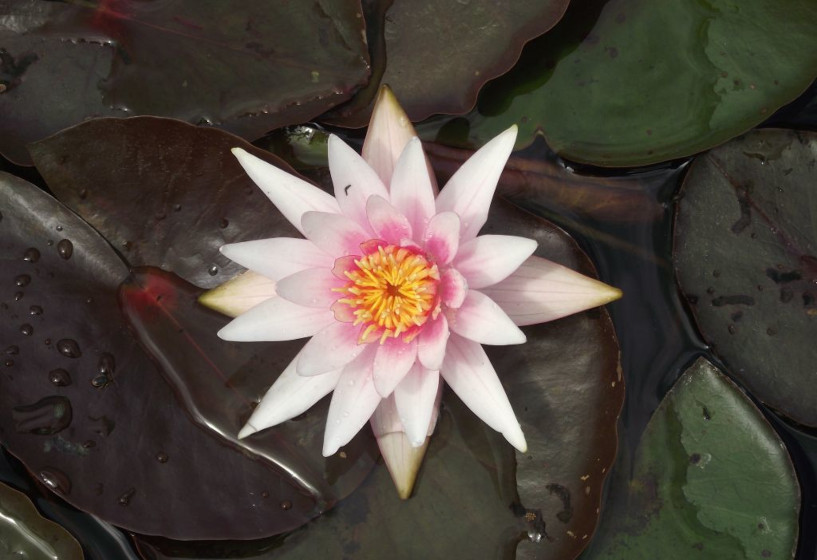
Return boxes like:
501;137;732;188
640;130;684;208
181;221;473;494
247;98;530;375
333;242;440;344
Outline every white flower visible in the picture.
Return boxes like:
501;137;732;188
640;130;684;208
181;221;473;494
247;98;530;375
201;87;622;497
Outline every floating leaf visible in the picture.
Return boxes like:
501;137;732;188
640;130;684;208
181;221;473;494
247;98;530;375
674;128;817;426
421;0;817;167
0;0;370;164
582;357;800;560
324;0;570;126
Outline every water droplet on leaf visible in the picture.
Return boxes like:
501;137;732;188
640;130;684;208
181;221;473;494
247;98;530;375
57;239;73;260
56;339;81;358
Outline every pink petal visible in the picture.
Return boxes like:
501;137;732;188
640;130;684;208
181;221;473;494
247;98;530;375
440;334;527;452
296;322;366;376
366;195;412;244
276;268;346;308
394;364;440;447
301;211;370;257
423;211;460;265
237;348;342;438
454;235;537;289
217;296;333;341
199;271;276;318
434;126;517;240
440;268;467;309
445;290;526;345
362;85;422;187
481;256;623;325
323;345;380;456
372;338;418;397
328;135;389;230
220;237;332;281
417;313;450;371
389;137;437;236
231;148;339;236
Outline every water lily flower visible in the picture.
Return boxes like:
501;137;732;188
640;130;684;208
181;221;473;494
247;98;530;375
201;86;621;498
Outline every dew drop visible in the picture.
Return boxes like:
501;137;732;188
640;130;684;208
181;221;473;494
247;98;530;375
280;500;292;511
20;324;33;336
98;352;115;375
57;239;73;260
23;248;40;263
55;225;64;232
91;374;111;389
342;411;350;418
5;359;14;367
82;440;96;449
39;468;71;494
14;274;30;287
156;452;169;463
49;368;72;387
14;291;23;301
117;487;136;506
208;265;218;276
4;345;19;355
261;490;269;498
219;218;229;228
56;339;81;358
173;203;182;212
13;396;73;435
29;305;43;316
78;189;88;200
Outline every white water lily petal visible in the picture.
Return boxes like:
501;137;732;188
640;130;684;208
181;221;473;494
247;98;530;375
417;313;450;371
454;235;538;289
394;365;440;447
231;148;339;236
276;268;346;308
373;338;418;397
362;85;420;186
301;211;370;257
439;268;467;309
440;334;527;452
328;135;389;230
423;211;460;265
446;290;526;345
481;255;623;326
297;321;366;376
323;345;380;456
220;238;333;281
389;137;436;236
218;296;333;341
366;195;413;244
199;271;276;318
238;349;342;438
435;126;517;240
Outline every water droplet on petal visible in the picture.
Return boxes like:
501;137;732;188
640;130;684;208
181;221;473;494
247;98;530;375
57;239;73;260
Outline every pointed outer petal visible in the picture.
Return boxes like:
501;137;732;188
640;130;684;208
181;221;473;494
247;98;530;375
440;268;468;309
198;271;276;318
231;148;339;236
440;334;527;452
296;321;366;376
389;137;437;236
237;349;342;438
445;290;526;345
217;296;333;341
328;135;389;229
362;85;420;187
435;126;518;240
394;365;440;447
454;235;538;289
372;338;418;397
366;195;412;244
275;267;346;308
371;394;430;499
220;238;333;281
331;254;358;280
422;211;460;265
417;313;450;371
481;255;623;326
322;345;381;456
301;211;370;257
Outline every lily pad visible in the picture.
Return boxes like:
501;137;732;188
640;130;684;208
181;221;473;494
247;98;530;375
0;172;372;539
0;480;83;560
420;0;817;167
582;357;800;560
0;0;370;164
324;0;570;126
673;128;817;426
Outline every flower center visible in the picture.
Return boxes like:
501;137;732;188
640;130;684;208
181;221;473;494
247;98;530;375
334;243;440;344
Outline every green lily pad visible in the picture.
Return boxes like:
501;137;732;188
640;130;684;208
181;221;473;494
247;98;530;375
420;0;817;167
673;128;817;426
0;481;83;560
323;0;570;126
582;357;800;560
0;0;369;164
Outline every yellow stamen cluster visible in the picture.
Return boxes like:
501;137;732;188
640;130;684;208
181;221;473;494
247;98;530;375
335;244;440;343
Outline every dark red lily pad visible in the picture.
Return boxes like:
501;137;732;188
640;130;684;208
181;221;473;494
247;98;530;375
0;173;373;539
323;0;570;127
1;0;370;164
674;128;817;427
